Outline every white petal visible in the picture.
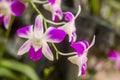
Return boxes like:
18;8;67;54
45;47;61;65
87;35;95;50
18;40;31;55
78;65;82;76
4;15;11;29
59;22;76;42
34;15;43;38
75;5;81;19
42;43;54;61
68;55;78;65
43;3;52;12
17;25;33;38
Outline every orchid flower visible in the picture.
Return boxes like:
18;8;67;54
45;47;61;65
68;36;95;76
59;5;81;42
0;0;26;29
43;0;62;22
108;50;120;69
17;15;66;61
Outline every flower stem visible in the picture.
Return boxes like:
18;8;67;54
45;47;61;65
32;0;48;4
30;1;41;14
51;43;59;60
0;16;14;60
58;52;76;56
43;18;47;30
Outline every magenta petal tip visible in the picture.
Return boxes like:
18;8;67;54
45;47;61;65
71;42;85;56
11;0;26;16
46;27;66;43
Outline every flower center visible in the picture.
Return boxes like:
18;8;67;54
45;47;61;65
31;35;44;51
0;1;11;16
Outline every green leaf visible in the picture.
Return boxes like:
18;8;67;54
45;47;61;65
0;59;40;80
0;67;17;80
108;0;120;11
89;0;100;15
43;66;54;80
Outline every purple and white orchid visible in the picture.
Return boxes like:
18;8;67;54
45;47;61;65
68;36;95;76
59;5;81;42
43;0;62;22
0;0;26;29
108;50;120;69
17;15;66;61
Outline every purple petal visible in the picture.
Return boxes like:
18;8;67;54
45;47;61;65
82;40;89;49
71;41;87;56
45;27;66;43
34;15;43;38
11;0;26;16
42;43;54;61
4;15;11;29
81;63;87;75
0;16;4;23
18;40;31;55
108;50;119;60
70;31;77;42
17;25;33;38
53;9;62;21
53;15;59;22
64;12;74;22
29;46;42;61
87;35;95;50
48;0;55;5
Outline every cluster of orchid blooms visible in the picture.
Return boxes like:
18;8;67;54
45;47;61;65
6;0;120;77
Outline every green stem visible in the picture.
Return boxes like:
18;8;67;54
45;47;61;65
51;43;59;60
30;1;41;14
30;1;59;60
5;17;14;38
0;16;14;60
43;18;47;31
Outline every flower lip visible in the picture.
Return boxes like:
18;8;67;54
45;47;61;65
29;45;42;61
53;9;62;22
53;15;59;22
81;63;87;75
48;0;55;5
